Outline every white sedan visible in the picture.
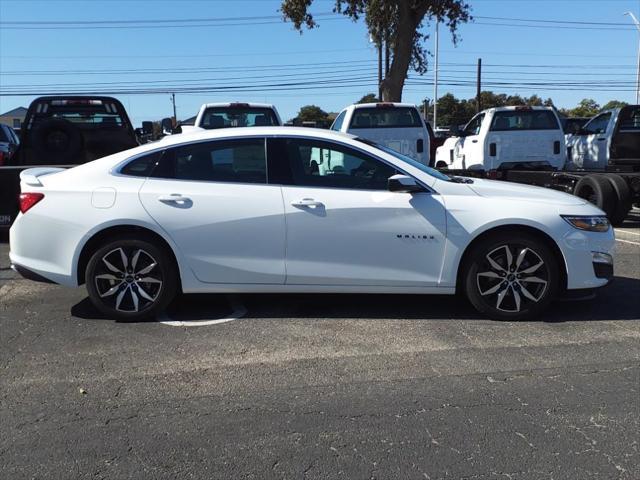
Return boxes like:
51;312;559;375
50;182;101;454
9;127;614;321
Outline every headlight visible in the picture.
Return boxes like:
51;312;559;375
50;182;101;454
562;215;610;232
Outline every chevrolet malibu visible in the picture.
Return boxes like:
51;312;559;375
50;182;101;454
9;127;614;321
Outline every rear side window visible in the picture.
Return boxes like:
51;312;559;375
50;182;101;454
490;110;560;131
349;107;422;129
153;138;267;184
200;107;278;129
0;126;8;142
121;151;163;177
617;107;640;132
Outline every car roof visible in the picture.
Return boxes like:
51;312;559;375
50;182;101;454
199;102;277;109
485;106;556;113
156;126;356;148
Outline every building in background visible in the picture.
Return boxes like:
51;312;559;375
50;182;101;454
0;107;27;132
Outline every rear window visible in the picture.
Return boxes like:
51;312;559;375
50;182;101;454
28;99;128;129
490;110;560;132
200;107;279;129
349;107;423;129
617;106;640;132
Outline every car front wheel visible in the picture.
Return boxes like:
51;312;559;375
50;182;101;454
464;233;560;321
85;236;178;321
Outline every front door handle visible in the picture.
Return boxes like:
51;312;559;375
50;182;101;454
291;198;324;208
158;193;191;204
597;138;606;141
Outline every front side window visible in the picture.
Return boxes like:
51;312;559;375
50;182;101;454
285;138;397;190
490;110;560;131
154;138;266;184
13;119;21;129
464;114;484;136
584;113;612;135
330;111;346;131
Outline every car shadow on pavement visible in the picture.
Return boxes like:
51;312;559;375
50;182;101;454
0;231;8;243
70;276;640;324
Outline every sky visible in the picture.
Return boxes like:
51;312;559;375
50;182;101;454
1;0;639;126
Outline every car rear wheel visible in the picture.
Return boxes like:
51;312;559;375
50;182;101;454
85;236;178;321
464;233;560;321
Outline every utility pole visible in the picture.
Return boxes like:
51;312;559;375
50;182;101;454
378;37;383;101
433;19;439;128
171;93;177;122
476;58;482;113
625;12;640;104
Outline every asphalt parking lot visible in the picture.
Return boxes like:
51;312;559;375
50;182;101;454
1;216;639;479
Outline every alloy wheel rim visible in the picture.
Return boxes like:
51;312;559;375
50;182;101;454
94;247;162;313
476;245;549;313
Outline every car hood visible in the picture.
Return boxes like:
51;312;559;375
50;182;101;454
466;178;587;206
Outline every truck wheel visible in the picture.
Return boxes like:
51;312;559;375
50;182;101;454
574;175;616;220
604;174;632;227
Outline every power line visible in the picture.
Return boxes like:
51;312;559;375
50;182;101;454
474;15;632;26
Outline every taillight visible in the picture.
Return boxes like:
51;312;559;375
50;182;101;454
0;151;4;166
554;141;561;155
19;193;44;214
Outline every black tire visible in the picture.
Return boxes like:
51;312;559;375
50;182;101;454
573;175;616;220
31;118;83;164
464;232;560;321
85;235;178;321
603;174;632;227
436;161;448;169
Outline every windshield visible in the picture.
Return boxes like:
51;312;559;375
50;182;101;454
200;107;279;129
356;138;451;182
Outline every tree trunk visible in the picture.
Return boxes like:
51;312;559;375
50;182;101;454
381;4;427;102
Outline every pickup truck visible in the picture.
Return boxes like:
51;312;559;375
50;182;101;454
166;102;282;135
435;106;565;171
434;105;640;226
0;96;139;229
330;102;431;166
566;106;640;171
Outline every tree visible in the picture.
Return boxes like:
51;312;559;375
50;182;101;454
296;105;330;125
357;93;380;104
570;99;600;117
601;100;629;111
280;0;471;101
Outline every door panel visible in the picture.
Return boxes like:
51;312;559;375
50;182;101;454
282;187;447;286
138;138;286;284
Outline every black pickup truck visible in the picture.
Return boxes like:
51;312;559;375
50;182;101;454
0;96;139;229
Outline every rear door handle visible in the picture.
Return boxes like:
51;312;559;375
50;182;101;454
597;138;606;141
471;139;478;143
291;198;324;208
158;193;191;204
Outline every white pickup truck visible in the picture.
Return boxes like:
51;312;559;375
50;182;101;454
166;102;283;135
435;106;565;171
566;105;640;170
330;102;431;166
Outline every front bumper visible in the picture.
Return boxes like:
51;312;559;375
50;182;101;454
560;226;615;290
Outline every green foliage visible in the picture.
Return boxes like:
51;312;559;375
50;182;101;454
357;93;380;104
294;104;331;126
280;0;472;101
568;99;600;118
601;100;629;111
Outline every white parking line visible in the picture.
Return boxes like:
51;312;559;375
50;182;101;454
158;297;247;327
615;229;640;237
615;238;640;246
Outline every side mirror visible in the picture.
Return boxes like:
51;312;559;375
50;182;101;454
452;126;466;137
388;174;424;193
161;118;173;135
577;127;591;136
142;121;154;135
